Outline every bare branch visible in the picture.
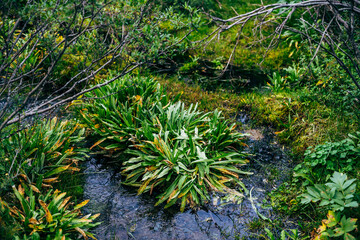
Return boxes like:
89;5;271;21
203;0;360;97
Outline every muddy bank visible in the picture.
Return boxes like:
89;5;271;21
82;115;295;239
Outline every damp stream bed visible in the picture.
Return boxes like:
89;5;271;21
82;114;296;239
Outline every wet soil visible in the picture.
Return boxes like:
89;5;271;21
82;114;295;240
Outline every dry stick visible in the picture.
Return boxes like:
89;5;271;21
301;14;360;87
309;16;336;63
1;17;193;130
0;3;126;130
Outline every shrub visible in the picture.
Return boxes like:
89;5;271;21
294;133;360;184
122;103;250;211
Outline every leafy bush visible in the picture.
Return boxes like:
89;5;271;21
0;184;99;240
77;75;250;210
283;63;304;86
77;75;175;153
0;118;88;195
122;104;250;211
294;134;360;183
267;72;286;93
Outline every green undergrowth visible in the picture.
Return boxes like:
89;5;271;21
240;91;359;155
187;0;292;72
158;76;359;156
157;76;245;121
159;0;294;84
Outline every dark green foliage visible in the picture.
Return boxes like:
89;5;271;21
300;172;359;240
0;118;97;239
122;103;250;211
301;172;358;212
77;74;174;152
294;133;360;184
316;211;358;240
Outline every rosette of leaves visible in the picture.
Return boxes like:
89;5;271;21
0;184;100;240
123;134;249;211
122;102;250;211
0;118;88;194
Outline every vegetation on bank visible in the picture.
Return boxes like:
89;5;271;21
0;0;359;239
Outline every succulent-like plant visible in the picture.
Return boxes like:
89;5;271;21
77;75;177;153
121;102;250;211
123;133;249;211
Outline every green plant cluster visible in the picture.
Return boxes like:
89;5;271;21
294;132;360;184
0;118;88;194
315;211;357;240
301;172;358;211
77;74;250;211
267;64;304;93
0;185;99;240
264;227;308;240
0;118;98;239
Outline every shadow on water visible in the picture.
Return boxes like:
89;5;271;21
82;113;295;240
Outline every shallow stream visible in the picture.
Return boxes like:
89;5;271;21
82;114;295;239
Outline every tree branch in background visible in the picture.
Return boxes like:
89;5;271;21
204;0;360;93
0;0;197;134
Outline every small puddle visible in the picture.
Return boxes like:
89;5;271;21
83;113;294;239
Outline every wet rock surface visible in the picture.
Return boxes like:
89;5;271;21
83;114;295;239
